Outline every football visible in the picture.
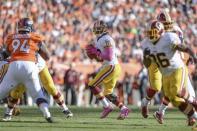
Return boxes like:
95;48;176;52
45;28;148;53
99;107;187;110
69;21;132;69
85;44;97;59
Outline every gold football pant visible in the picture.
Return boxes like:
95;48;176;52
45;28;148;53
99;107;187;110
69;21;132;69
162;67;188;107
88;64;121;95
147;63;162;92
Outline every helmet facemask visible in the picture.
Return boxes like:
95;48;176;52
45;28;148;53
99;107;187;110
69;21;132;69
146;21;164;43
157;10;173;32
17;18;34;33
92;20;107;35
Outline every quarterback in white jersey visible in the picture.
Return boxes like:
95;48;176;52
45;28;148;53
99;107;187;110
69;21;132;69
142;20;197;126
85;20;130;119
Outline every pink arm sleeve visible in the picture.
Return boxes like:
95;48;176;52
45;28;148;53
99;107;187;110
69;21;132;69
98;47;113;61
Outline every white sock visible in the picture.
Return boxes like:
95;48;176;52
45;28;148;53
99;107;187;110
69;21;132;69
142;98;150;106
61;104;68;111
39;103;51;118
158;104;168;115
188;96;194;104
191;112;197;119
100;97;109;107
6;107;13;115
121;105;127;110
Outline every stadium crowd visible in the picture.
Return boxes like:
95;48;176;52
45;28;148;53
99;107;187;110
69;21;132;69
0;0;197;106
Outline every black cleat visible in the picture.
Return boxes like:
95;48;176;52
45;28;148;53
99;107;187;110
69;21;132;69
45;117;53;123
63;110;73;118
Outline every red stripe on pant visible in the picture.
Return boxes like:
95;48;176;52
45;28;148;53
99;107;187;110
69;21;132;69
92;65;114;87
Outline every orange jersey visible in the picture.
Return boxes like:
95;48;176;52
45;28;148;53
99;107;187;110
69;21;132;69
5;32;44;62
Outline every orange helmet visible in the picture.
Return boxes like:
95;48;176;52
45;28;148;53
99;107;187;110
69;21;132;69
92;20;107;35
145;20;164;43
157;10;173;31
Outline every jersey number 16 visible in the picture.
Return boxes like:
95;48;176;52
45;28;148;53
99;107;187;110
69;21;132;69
149;53;170;68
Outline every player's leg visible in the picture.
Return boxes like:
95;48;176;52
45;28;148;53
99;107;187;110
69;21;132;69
3;84;26;120
88;65;115;118
21;62;52;122
141;63;162;118
185;75;197;110
166;67;197;126
0;64;18;121
103;64;130;120
39;66;73;118
153;96;170;124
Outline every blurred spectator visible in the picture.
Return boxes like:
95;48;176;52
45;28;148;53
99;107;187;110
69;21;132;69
122;72;133;104
138;67;148;100
132;75;141;106
64;63;79;105
192;67;197;94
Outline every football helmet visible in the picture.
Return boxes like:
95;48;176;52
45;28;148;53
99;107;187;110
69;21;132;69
92;20;107;35
157;10;173;31
145;20;164;43
17;18;34;33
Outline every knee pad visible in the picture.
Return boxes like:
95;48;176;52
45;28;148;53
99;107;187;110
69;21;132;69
36;98;48;106
53;92;61;99
146;88;157;99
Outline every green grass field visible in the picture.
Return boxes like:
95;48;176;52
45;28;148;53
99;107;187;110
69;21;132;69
0;106;194;131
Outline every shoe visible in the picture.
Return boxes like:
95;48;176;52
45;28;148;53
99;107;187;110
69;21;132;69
100;106;113;119
188;117;196;126
45;117;53;123
117;107;130;120
63;110;73;118
141;99;149;118
153;111;164;124
2;114;12;121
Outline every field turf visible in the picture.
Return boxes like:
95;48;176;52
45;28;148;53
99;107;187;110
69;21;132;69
0;106;194;131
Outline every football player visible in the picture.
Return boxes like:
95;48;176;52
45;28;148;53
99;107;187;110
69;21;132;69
1;18;73;121
0;17;52;122
85;20;130;119
141;10;197;125
141;20;197;126
153;10;196;124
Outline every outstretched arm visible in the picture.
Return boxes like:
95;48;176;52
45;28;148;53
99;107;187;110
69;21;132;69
172;44;197;63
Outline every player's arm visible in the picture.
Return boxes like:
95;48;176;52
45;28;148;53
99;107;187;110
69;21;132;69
143;48;152;68
85;39;113;62
38;41;50;61
172;44;197;63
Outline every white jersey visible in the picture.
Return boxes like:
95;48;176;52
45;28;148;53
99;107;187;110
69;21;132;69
36;54;46;72
172;24;183;43
95;33;118;66
141;32;184;76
